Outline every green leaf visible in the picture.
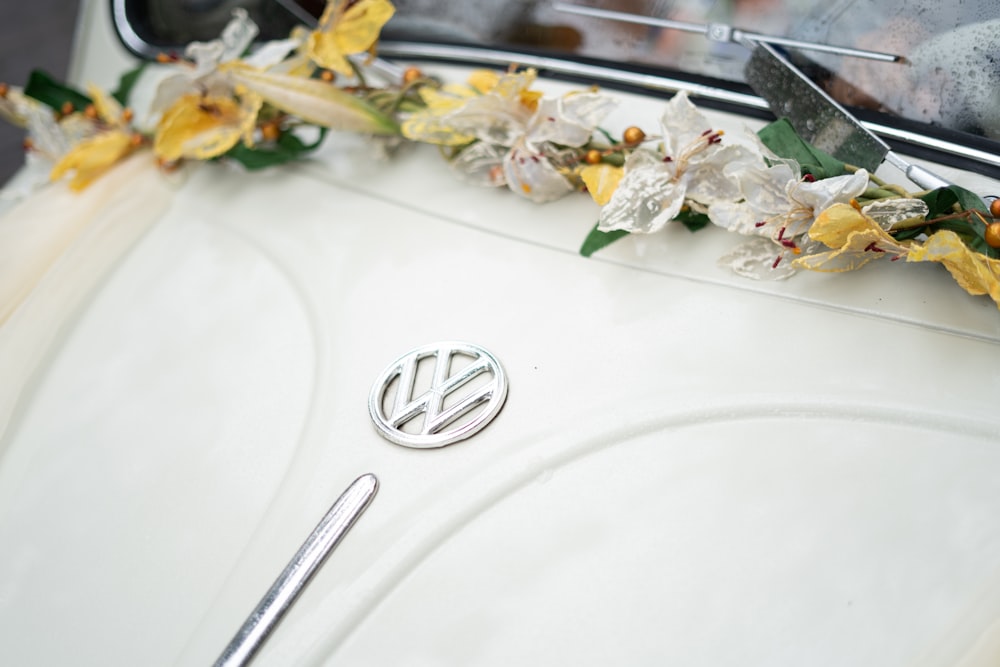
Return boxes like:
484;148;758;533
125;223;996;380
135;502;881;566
949;184;988;213
24;69;91;112
580;222;629;257
111;64;147;107
913;186;998;258
223;128;328;171
675;208;710;233
757;118;846;179
919;187;959;217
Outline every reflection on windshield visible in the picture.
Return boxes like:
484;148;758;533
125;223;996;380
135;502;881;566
385;0;1000;139
133;0;999;138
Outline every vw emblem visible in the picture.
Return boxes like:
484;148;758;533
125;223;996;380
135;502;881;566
369;342;508;448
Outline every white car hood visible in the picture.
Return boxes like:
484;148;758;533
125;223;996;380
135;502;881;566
1;22;1000;667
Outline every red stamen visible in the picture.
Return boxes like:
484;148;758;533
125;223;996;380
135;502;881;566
777;226;786;240
772;254;783;269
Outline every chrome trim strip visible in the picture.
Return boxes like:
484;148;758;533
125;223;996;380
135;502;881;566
867;122;1000;170
380;41;769;110
110;0;157;59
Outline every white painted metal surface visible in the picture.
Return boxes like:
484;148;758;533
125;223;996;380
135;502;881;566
2;2;999;666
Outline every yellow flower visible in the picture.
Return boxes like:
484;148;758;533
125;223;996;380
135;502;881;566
580;163;623;206
795;202;1000;309
793;203;910;272
907;230;1000;308
467;70;500;94
307;0;396;76
154;92;261;162
49;85;139;190
400;84;480;145
50;131;135;191
401;69;539;147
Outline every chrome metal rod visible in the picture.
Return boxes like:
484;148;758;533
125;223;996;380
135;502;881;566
214;473;379;667
552;2;904;63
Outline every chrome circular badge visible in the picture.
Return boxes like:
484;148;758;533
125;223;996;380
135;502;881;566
369;342;508;448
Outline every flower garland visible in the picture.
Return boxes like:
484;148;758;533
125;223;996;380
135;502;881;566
2;0;1000;309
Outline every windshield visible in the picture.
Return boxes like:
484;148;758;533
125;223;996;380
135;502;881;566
120;0;1000;139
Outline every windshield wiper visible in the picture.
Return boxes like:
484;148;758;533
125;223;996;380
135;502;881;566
552;2;906;63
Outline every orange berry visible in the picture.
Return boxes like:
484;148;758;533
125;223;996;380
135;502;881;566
622;126;645;145
320;70;335;83
584;149;603;165
261;122;281;142
84;104;98;120
403;66;422;85
122;108;134;123
61;101;75;116
0;83;9;98
986;222;1000;249
990;198;1000;219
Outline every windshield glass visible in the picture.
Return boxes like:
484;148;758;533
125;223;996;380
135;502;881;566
123;0;1000;139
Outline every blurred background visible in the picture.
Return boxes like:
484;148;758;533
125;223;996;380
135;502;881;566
0;0;79;186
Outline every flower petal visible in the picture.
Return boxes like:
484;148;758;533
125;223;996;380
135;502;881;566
503;142;574;203
708;199;759;235
307;0;396;75
660;90;711;158
787;169;869;212
230;68;398;134
50;131;134;191
685;144;757;206
907;230;1000;306
861;198;929;228
718;236;798;280
448;141;506;187
525;92;617;148
154;93;259;161
401;85;479;145
793;203;909;272
598;150;684;233
580;163;623;206
87;85;125;126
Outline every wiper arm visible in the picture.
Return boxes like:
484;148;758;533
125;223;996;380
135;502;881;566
552;2;906;63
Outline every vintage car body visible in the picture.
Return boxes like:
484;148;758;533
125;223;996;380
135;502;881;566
1;1;1000;665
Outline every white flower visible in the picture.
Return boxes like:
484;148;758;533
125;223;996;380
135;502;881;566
500;93;618;202
147;10;260;116
710;135;870;279
146;10;305;118
597;91;757;233
0;87;116;196
405;70;618;203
